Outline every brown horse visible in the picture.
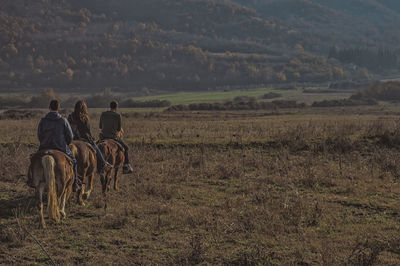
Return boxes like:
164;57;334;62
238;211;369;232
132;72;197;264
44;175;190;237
97;139;125;195
27;150;74;228
69;140;96;204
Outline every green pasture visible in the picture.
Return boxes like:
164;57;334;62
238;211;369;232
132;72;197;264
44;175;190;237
127;86;354;105
130;87;296;104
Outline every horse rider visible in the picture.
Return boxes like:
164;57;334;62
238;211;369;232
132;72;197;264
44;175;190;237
67;100;112;173
99;100;134;174
37;99;81;192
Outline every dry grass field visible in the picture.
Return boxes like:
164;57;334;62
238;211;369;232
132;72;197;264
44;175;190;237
2;107;400;265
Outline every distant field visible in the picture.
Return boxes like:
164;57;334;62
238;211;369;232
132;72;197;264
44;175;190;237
1;86;355;110
129;87;352;105
2;107;400;264
131;88;281;104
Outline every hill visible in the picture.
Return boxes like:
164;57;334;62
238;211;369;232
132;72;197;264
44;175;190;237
230;0;400;53
0;0;385;94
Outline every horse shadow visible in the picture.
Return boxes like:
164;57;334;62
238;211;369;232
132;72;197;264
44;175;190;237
0;194;36;219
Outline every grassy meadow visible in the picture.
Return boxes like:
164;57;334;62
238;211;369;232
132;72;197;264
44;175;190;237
2;106;400;264
130;87;353;105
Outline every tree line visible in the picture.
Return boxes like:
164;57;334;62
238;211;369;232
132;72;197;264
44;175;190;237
328;47;398;71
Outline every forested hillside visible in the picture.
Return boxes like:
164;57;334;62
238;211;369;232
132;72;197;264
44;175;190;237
230;0;400;53
0;0;395;94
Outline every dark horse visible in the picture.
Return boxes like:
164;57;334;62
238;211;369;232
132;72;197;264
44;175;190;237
27;150;74;228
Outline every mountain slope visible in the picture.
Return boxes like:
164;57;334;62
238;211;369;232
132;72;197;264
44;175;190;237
0;0;349;94
230;0;400;52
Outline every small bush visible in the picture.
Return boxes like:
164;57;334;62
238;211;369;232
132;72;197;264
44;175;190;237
260;92;282;99
233;96;256;102
312;98;377;107
0;110;44;120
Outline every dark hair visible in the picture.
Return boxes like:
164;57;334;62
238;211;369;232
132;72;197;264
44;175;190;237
73;100;89;122
110;100;118;109
49;99;60;111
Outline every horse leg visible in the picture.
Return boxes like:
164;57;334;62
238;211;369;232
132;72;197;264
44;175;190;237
76;183;85;206
103;193;108;215
76;170;86;206
106;170;113;192
37;183;46;229
83;171;94;200
113;166;120;191
101;173;111;214
59;191;67;219
100;174;107;194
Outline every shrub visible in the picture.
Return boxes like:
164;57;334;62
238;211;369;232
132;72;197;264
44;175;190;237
84;89;117;108
312;98;377;107
0;96;28;109
351;81;400;101
0;109;44;120
165;100;307;112
260;92;282;99
28;88;57;108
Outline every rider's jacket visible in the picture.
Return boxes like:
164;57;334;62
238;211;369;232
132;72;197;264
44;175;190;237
38;111;74;156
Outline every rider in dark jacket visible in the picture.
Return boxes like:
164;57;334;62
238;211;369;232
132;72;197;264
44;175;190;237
38;100;80;191
99;101;133;174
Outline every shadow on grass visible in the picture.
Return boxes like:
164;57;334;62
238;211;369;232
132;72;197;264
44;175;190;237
0;195;36;219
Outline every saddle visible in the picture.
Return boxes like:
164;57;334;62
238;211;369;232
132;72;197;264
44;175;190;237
30;149;74;166
97;139;125;152
70;140;97;154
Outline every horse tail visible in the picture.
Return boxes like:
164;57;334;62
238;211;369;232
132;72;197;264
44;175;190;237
42;155;60;223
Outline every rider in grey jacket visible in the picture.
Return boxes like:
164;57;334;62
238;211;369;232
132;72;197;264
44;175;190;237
38;100;80;191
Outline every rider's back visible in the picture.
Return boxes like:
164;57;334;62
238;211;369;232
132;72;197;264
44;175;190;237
68;112;91;141
99;111;121;139
38;112;73;154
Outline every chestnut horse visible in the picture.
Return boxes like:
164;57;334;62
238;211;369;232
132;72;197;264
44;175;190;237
27;150;74;228
97;139;125;195
69;140;96;205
